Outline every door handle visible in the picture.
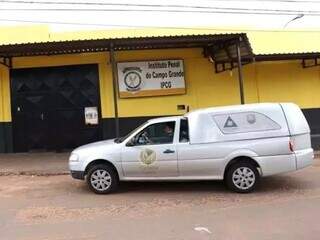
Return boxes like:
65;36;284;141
163;149;175;154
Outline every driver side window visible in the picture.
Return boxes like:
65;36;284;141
133;121;176;145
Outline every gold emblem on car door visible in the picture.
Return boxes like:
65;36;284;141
140;148;156;165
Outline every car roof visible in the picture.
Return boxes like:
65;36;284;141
184;103;282;117
147;116;182;123
147;103;287;124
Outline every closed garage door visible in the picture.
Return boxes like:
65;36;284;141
10;64;102;152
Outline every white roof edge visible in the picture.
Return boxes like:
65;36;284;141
184;103;288;117
147;116;182;123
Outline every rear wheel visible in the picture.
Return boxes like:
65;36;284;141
86;164;119;194
225;161;260;193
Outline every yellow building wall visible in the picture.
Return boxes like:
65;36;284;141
0;65;11;122
114;48;261;118
1;48;259;120
255;61;320;108
113;51;320;117
2;25;320;56
1;48;320;123
11;52;116;119
115;48;213;117
0;25;50;45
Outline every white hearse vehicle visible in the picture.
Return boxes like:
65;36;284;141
69;103;313;193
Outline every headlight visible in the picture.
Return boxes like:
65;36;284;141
69;153;79;163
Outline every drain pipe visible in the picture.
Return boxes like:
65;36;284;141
236;38;245;105
109;43;120;138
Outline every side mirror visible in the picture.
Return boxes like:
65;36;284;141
126;138;135;147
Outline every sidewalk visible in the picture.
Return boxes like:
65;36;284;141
0;152;70;176
0;151;319;176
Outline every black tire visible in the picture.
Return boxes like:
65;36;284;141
225;161;260;193
86;164;119;194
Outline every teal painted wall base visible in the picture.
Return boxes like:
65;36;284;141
0;122;13;153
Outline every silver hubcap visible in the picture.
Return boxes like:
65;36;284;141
232;167;255;190
90;169;112;191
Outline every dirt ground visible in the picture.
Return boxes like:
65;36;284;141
0;160;320;240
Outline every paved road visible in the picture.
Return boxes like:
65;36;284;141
1;160;320;240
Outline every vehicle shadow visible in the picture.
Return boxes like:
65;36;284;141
256;174;315;193
117;180;228;194
112;174;313;195
76;173;314;196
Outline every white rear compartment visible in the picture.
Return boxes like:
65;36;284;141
280;103;314;170
186;103;290;144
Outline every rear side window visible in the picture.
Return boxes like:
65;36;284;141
213;112;281;134
179;119;189;142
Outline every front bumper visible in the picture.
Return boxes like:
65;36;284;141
70;171;85;180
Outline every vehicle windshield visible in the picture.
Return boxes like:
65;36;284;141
114;121;149;143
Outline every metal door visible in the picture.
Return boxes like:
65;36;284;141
11;64;101;152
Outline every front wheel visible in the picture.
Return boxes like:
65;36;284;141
225;161;260;193
86;164;119;194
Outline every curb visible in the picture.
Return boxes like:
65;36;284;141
0;171;70;177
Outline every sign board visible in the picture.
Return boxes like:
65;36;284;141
84;107;98;125
117;59;185;98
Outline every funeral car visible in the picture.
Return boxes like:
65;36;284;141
69;103;314;194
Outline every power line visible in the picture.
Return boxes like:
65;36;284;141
0;18;292;29
0;0;319;12
0;18;162;27
0;1;319;12
192;0;320;2
284;13;304;28
0;0;319;16
1;18;320;32
0;18;272;29
1;18;233;28
1;0;320;5
204;0;320;2
1;8;320;16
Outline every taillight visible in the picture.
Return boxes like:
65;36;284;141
289;140;294;152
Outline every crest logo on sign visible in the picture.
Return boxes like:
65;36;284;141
123;67;143;92
224;116;238;128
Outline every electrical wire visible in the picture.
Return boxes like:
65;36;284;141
1;0;320;5
0;17;312;30
2;17;320;32
1;8;320;16
0;0;319;16
0;0;320;14
284;13;304;27
184;0;320;2
0;18;206;27
0;0;317;28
